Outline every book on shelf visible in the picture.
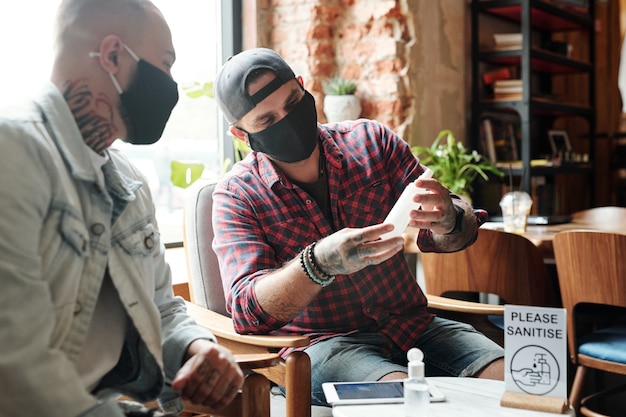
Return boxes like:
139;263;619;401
480;116;520;164
495;160;553;170
494;79;522;88
481;118;497;163
493;79;522;99
492;92;522;100
482;67;516;87
493;33;522;49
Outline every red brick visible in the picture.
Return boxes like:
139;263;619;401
307;24;333;40
312;5;342;22
309;60;335;78
308;42;334;58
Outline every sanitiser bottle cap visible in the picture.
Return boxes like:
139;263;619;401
407;347;424;379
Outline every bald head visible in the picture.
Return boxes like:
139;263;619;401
54;0;151;56
50;0;176;152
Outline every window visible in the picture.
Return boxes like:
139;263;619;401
114;0;226;244
0;0;239;244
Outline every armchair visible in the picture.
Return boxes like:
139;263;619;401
183;180;312;417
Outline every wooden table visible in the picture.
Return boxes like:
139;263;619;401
331;377;574;417
481;220;626;262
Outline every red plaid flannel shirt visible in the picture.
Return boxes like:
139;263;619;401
212;119;487;354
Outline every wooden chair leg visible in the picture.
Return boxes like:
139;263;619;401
285;351;311;417
181;371;270;417
568;364;588;413
240;372;271;417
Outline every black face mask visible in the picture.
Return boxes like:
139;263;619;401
120;60;179;145
101;44;179;145
245;90;318;163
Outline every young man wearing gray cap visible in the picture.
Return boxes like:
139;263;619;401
212;47;504;406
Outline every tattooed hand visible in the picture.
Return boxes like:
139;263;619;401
172;340;244;409
313;223;404;276
407;177;462;235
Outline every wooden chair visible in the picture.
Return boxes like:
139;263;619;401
183;180;312;417
553;230;626;416
416;228;560;346
571;206;626;225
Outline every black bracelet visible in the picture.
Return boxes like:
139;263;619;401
445;204;464;235
308;241;335;280
300;242;335;287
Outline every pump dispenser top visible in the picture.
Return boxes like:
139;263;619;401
407;347;424;379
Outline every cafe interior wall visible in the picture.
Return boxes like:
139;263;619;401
244;0;625;211
243;0;469;150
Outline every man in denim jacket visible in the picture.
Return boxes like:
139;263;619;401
0;1;243;416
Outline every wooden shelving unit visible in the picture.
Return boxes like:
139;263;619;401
470;0;595;214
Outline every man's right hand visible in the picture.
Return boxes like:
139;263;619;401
171;340;244;409
313;223;404;276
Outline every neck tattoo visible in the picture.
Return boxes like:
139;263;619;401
63;80;117;155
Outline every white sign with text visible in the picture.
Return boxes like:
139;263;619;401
504;305;567;399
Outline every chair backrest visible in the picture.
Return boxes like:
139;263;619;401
571;206;626;225
553;230;626;357
421;228;559;307
183;180;230;316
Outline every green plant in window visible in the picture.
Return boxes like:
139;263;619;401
170;160;204;189
411;130;504;198
182;81;214;99
169;81;251;186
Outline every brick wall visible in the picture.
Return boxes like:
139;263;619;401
244;0;469;146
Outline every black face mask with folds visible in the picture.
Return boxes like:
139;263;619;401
246;90;319;163
120;59;179;145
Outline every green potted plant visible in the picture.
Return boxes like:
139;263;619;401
411;129;504;200
323;76;362;122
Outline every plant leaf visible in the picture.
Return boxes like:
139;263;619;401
182;81;214;99
170;160;205;188
410;129;504;196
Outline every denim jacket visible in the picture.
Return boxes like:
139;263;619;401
0;84;215;417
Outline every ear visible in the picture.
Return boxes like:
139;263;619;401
230;126;249;145
94;35;124;73
297;75;304;87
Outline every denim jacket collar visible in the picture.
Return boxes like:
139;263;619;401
36;83;141;207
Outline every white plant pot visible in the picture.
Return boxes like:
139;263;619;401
323;95;362;122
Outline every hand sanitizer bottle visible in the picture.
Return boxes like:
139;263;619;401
404;347;429;417
380;168;434;240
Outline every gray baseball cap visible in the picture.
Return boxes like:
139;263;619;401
214;48;296;124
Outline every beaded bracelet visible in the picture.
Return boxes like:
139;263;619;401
300;242;335;287
307;241;335;281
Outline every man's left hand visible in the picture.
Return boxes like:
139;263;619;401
408;177;461;235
